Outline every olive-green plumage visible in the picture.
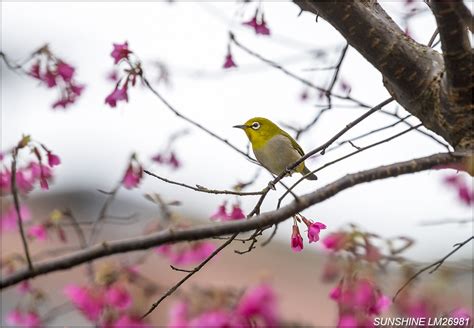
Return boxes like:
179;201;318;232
233;117;317;180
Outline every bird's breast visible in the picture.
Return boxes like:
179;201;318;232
253;135;303;175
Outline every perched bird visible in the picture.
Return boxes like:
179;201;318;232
233;117;317;180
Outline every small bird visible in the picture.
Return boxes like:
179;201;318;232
233;117;317;180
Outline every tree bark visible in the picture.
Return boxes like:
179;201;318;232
294;0;473;150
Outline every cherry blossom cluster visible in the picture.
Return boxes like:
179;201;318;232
1;135;61;195
168;283;278;327
105;42;142;108
331;278;391;327
210;201;246;221
62;262;150;327
27;45;85;109
290;214;326;252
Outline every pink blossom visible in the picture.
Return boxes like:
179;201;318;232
18;280;32;294
458;185;473;205
337;315;358;328
47;151;61;167
43;69;57;88
29;62;41;79
105;284;132;310
122;162;143;189
450;307;472;327
302;218;326;243
168;301;189;327
105;85;129;108
229;204;245;220
70;83;85;96
237;283;278;327
168;242;217;265
52;97;74;109
107;69;119;82
111;315;150;328
6;309;41;328
291;224;304;252
323;232;347;251
57;61;75;82
64;284;104;321
16;170;34;193
168;152;181;169
27;224;48;241
188;311;238;327
1;204;31;232
210;202;229;221
111;42;132;64
0;170;11;194
330;286;342;300
223;51;237;69
243;12;271;36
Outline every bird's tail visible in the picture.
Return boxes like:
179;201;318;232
302;166;318;180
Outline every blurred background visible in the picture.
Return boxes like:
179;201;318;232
1;1;472;326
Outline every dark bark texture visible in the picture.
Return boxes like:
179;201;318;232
294;0;473;150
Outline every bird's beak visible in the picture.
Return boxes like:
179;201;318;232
233;124;247;129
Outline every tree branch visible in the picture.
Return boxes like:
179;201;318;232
0;152;467;290
293;0;473;150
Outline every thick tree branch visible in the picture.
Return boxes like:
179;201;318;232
293;0;473;150
431;1;473;149
0;152;467;290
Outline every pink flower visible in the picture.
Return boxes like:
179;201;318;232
57;61;75;82
70;83;85;96
168;301;189;327
6;309;41;328
47;151;61;167
243;11;271;36
18;280;32;294
105;284;132;310
210;202;229;221
237;284;278;327
188;311;238;327
0;170;11;194
29;61;41;79
27;224;48;241
450;307;472;327
52;97;74;109
105;85;129;108
64;284;104;321
302;217;326;243
16;170;34;193
1;204;31;232
111;315;150;328
122;162;143;189
458;185;473;205
168;152;181;169
330;286;342;300
168;242;216;265
107;69;119;82
229;204;245;220
111;42;132;64
337;315;358;328
323;232;347;251
223;51;237;69
42;69;57;88
291;224;304;252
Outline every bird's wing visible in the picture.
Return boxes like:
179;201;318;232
281;129;305;156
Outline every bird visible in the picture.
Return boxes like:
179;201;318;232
233;117;317;180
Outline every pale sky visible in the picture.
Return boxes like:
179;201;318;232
1;1;472;261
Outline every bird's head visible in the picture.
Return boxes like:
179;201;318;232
233;117;280;145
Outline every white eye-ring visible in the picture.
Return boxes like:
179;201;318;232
251;122;261;130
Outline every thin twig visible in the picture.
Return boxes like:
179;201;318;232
144;170;264;196
11;151;34;271
142;77;254;162
142;234;237;318
393;236;474;301
230;34;370;108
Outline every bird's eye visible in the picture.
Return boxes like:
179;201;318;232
251;122;261;130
